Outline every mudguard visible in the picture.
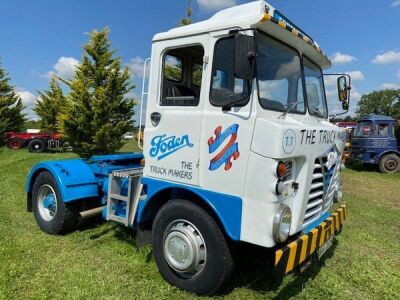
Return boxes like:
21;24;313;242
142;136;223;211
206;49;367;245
377;150;400;163
137;177;242;241
26;159;99;202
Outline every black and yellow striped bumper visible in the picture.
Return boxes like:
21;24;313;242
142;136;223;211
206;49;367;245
275;204;347;276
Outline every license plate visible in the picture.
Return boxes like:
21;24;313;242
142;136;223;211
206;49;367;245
318;236;333;260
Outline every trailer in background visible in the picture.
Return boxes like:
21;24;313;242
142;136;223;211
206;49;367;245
4;131;66;153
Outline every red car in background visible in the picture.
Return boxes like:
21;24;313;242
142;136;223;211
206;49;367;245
4;131;66;152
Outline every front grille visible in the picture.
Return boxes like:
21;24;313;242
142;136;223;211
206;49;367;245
302;152;340;229
303;160;325;227
323;160;339;211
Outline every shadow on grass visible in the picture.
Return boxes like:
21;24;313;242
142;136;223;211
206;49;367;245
75;217;339;298
345;160;377;172
219;239;338;298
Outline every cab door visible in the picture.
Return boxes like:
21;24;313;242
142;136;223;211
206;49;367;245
199;32;257;197
143;36;209;186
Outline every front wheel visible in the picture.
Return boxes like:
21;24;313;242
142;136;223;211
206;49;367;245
32;172;79;234
152;199;234;295
379;154;400;173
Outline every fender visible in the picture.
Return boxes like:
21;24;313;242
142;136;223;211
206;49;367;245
376;150;400;162
137;177;242;241
26;159;100;203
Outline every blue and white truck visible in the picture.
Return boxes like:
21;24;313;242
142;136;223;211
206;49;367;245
351;114;400;173
26;1;349;295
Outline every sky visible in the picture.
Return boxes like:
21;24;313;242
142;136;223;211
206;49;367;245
0;0;400;120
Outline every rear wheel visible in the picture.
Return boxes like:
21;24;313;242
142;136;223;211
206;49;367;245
8;138;23;149
379;154;400;173
28;139;47;153
152;199;234;295
32;172;79;234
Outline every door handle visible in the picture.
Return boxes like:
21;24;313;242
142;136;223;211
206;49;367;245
150;112;161;127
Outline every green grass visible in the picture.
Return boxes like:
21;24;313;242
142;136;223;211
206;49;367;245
0;146;399;299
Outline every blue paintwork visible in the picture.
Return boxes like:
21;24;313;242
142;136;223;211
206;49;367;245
358;114;394;122
43;194;56;209
26;159;100;202
26;153;144;203
114;200;127;218
137;177;243;241
303;211;330;234
351;115;399;164
26;153;242;240
89;153;143;163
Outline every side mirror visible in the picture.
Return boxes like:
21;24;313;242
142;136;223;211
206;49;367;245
337;75;350;102
234;33;256;80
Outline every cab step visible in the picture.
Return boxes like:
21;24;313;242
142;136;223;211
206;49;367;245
106;168;143;227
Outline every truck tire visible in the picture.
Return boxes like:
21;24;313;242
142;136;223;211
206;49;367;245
28;139;47;153
379;154;400;173
32;171;79;234
152;199;234;295
8;138;23;149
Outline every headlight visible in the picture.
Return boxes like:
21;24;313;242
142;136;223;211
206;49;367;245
273;205;292;243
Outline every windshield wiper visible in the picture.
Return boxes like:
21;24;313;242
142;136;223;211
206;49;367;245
278;101;303;119
310;108;325;118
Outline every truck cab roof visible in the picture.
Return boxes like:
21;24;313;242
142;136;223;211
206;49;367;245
153;1;331;69
358;114;395;122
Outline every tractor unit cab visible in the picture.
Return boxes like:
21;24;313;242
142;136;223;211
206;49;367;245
351;114;400;173
26;1;350;295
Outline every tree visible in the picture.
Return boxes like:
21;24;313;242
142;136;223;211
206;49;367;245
179;0;193;26
59;28;136;157
34;77;66;132
356;89;400;119
0;61;26;144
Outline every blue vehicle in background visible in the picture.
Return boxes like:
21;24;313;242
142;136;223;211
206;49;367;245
351;115;400;173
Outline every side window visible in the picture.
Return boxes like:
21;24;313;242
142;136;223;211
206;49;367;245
210;37;250;107
192;62;202;87
164;55;183;82
377;123;389;136
160;45;204;106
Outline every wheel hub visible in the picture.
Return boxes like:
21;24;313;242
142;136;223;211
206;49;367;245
38;184;57;221
385;160;397;171
163;220;206;277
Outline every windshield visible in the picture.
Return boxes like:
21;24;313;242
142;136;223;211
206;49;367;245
256;33;329;117
303;57;328;118
256;33;305;113
355;121;373;137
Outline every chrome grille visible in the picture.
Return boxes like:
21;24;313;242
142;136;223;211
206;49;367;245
324;162;340;210
302;152;340;229
303;160;325;227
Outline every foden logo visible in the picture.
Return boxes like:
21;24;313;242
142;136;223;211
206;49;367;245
150;134;193;160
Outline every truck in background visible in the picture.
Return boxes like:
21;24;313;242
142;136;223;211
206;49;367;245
25;1;350;295
351;114;400;173
4;131;66;153
335;122;357;163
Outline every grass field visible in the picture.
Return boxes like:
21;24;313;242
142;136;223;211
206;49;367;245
0;144;399;299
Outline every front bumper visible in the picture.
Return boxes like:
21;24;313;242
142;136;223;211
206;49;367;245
275;204;347;276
